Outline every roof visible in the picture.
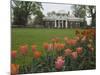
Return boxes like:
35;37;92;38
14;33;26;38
43;15;84;22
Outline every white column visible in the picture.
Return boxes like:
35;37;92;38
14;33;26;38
62;20;63;28
58;20;60;28
65;20;68;28
55;20;57;28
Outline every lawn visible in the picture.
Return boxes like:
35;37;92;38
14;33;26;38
11;28;76;64
12;28;76;50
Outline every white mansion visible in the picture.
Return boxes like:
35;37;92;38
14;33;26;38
43;11;84;28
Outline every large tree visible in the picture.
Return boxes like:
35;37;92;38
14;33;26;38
72;5;86;18
72;5;87;28
86;6;96;27
33;10;44;26
11;0;43;26
72;5;96;27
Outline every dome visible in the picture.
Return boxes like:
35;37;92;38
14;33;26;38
57;10;67;14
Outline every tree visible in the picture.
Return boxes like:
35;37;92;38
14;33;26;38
47;11;56;16
86;6;96;27
72;5;86;28
72;5;86;18
11;0;43;26
33;10;44;26
72;5;96;27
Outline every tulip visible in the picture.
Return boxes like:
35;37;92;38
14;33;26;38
51;37;60;43
43;43;49;50
67;39;77;46
75;36;80;41
87;44;92;48
32;44;36;52
48;44;53;51
81;36;86;42
76;47;83;54
55;56;65;70
54;43;65;51
64;37;68;41
19;44;28;55
11;51;17;59
71;52;78;60
11;64;19;75
89;47;94;52
64;48;72;56
33;51;42;59
60;44;65;49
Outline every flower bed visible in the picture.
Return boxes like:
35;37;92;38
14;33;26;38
11;28;96;74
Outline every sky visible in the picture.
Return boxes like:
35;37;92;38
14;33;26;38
41;2;73;16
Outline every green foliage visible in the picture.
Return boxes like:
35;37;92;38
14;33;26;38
72;5;86;18
12;0;43;26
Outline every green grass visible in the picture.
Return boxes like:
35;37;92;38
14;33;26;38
11;28;76;64
12;28;76;50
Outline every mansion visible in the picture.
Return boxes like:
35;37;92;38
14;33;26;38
43;11;84;28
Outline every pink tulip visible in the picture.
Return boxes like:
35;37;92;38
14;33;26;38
76;47;83;54
71;52;78;60
64;48;72;56
48;44;53;51
19;45;28;55
55;56;65;70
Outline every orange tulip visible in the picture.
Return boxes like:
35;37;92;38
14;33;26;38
11;64;19;75
71;52;78;60
67;39;77;46
43;43;49;50
51;37;60;43
60;44;65;49
19;44;28;55
11;51;17;59
54;43;65;51
64;48;72;56
33;51;42;59
76;47;83;54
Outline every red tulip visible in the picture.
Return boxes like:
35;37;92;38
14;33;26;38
32;44;36;52
89;47;94;52
76;47;83;54
71;52;78;60
11;51;17;59
19;44;28;55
